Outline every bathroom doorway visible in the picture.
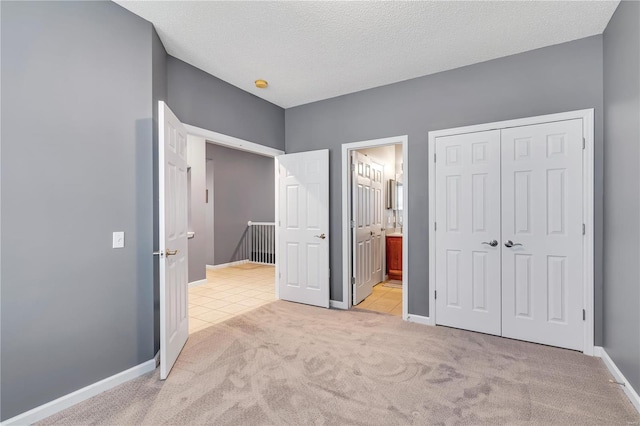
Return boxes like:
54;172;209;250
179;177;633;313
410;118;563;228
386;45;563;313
341;136;408;318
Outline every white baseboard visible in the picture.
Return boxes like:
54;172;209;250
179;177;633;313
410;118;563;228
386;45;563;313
2;358;157;425
188;278;208;288
594;346;640;414
329;300;348;310
205;259;248;270
406;313;434;326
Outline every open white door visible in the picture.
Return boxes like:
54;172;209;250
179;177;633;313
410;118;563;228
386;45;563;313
352;152;374;305
370;160;385;286
277;150;330;308
159;101;189;379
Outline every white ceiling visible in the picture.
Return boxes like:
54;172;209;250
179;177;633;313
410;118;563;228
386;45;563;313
116;1;619;108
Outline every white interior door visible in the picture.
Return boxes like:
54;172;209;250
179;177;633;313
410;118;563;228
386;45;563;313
371;161;385;285
352;152;374;305
501;119;584;350
159;101;189;380
278;150;329;308
435;130;502;335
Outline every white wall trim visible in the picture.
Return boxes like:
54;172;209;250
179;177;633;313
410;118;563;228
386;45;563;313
188;278;208;288
274;158;280;301
341;135;409;318
185;124;284;158
330;300;348;310
406;314;432;326
1;359;156;426
205;259;249;270
594;346;640;414
427;109;596;355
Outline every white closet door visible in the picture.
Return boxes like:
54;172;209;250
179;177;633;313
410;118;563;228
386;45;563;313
352;152;374;305
501;119;584;350
435;130;502;335
370;161;384;285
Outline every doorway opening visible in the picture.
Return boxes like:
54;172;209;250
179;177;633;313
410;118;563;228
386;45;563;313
184;126;282;334
341;136;409;319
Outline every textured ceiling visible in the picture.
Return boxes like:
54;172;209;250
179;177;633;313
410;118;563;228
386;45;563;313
116;1;619;108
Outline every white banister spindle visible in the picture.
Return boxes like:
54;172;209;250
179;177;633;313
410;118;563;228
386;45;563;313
247;221;275;265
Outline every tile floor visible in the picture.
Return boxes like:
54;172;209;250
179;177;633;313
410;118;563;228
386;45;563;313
188;263;276;334
355;281;402;316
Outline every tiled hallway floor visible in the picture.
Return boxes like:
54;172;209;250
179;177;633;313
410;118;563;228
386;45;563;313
188;263;276;334
356;281;402;316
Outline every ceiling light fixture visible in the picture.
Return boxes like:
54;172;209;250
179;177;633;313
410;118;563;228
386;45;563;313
255;79;268;89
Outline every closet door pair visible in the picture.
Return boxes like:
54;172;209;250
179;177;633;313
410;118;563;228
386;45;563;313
435;119;584;351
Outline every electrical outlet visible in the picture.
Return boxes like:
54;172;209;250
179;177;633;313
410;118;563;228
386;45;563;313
112;232;125;249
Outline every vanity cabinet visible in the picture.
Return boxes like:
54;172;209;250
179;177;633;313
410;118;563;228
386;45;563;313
386;234;402;280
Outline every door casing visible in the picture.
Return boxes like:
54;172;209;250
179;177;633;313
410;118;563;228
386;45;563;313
428;109;595;355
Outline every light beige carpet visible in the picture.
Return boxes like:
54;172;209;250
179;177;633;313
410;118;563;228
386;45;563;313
39;301;639;425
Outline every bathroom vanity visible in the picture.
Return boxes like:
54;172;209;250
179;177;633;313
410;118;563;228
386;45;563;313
386;233;403;280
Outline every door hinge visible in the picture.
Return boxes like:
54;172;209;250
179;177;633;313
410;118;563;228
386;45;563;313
433;153;436;163
582;223;586;235
434;290;437;300
351;277;356;285
350;220;355;229
582;137;586;149
434;222;437;231
583;309;586;321
351;163;355;173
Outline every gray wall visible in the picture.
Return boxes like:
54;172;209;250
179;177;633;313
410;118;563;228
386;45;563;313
207;144;275;265
1;1;155;420
285;36;604;338
603;1;640;394
167;57;285;151
187;136;207;282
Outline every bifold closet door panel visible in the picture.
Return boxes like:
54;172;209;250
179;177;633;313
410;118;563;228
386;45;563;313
500;119;584;351
435;130;502;335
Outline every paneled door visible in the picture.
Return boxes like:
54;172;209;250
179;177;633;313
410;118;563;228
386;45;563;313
277;150;330;308
435;130;502;335
352;152;374;305
501;119;584;350
370;161;385;285
159;101;189;380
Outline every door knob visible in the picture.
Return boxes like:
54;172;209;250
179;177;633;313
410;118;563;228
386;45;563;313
370;231;374;236
166;249;179;256
504;240;522;248
482;240;498;247
314;233;326;240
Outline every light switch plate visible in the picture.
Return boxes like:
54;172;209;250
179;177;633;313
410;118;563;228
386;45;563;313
113;231;125;249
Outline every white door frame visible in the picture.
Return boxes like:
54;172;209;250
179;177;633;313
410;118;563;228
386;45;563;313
428;109;595;355
183;123;284;299
340;135;409;320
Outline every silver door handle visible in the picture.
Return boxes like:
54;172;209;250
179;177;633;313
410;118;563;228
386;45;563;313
504;240;522;248
482;240;498;247
314;234;326;240
166;249;179;256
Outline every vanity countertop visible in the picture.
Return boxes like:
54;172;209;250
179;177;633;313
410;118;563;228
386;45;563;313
387;232;403;237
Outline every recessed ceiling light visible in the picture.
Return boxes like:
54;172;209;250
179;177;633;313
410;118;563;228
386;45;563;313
255;79;268;89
